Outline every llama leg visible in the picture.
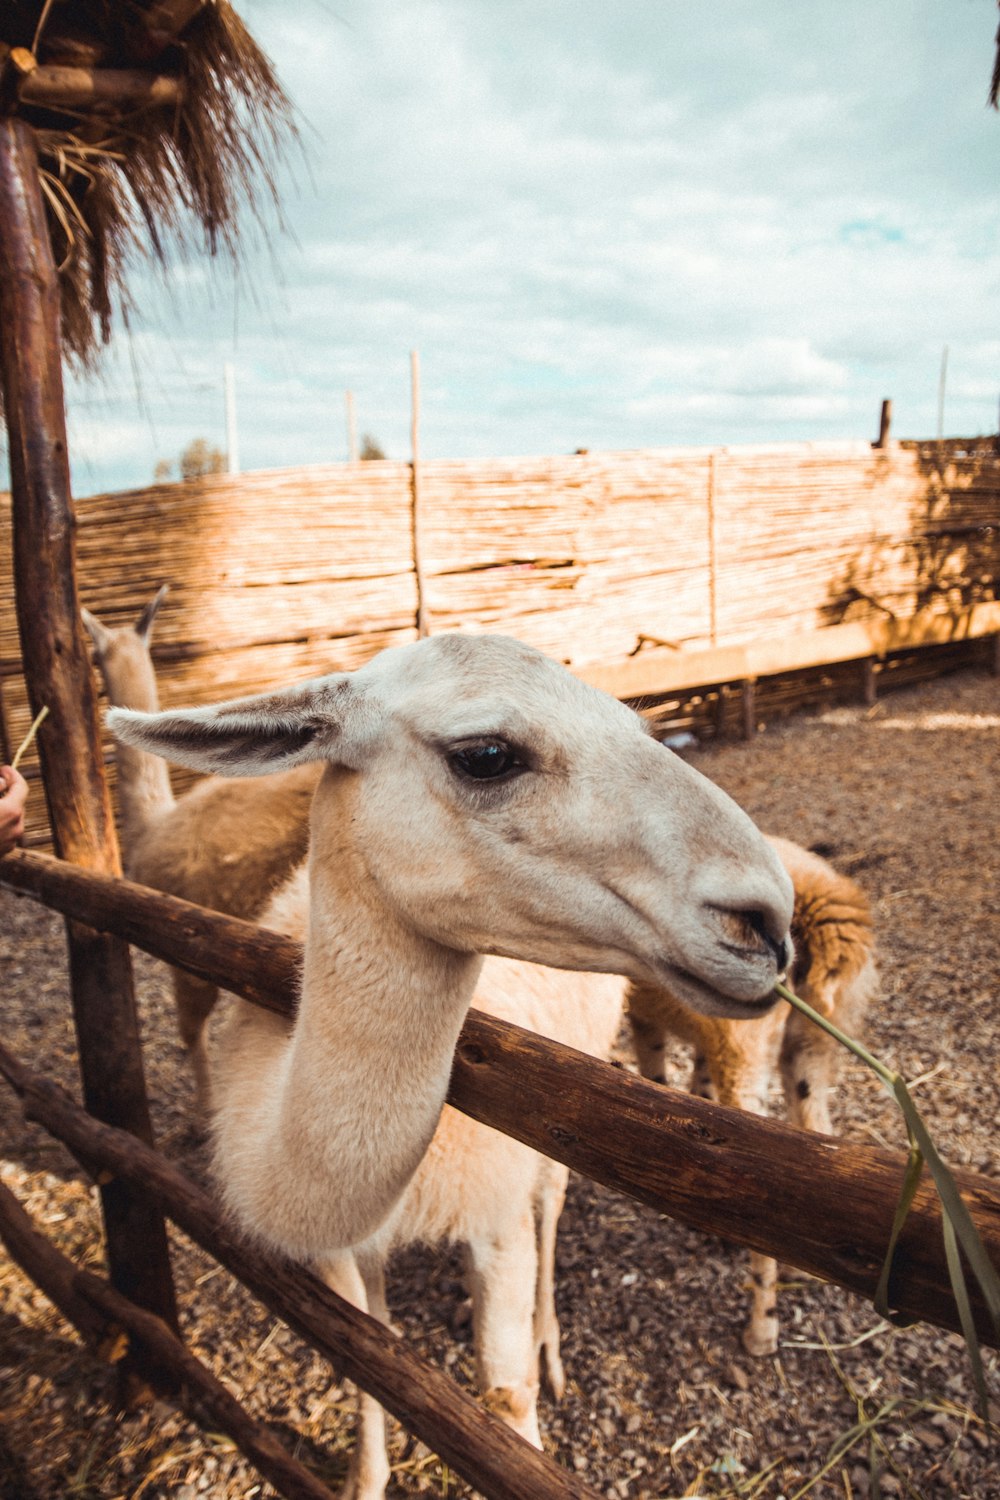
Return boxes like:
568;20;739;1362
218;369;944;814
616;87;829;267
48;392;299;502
780;1010;836;1135
627;1006;671;1085
713;1032;782;1358
173;972;219;1119
689;1050;716;1100
534;1160;569;1402
467;1212;543;1448
317;1252;392;1500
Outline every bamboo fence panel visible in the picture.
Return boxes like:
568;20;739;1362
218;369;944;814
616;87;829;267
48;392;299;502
2;439;998;849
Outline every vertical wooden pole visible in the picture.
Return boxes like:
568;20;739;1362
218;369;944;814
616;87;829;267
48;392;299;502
740;678;757;740
0;118;177;1347
410;349;430;637
875;399;893;449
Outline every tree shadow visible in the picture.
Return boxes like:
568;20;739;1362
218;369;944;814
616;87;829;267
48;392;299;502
821;440;1000;633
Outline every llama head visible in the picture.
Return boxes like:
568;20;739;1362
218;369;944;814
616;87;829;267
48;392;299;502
83;585;169;706
108;632;793;1017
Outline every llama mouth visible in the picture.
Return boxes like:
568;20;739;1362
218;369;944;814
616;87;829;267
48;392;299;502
656;958;782;1018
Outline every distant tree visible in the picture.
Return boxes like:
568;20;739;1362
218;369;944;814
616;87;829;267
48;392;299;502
152;438;227;484
180;437;227;480
360;433;386;461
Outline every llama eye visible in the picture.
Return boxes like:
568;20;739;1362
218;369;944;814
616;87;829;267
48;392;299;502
449;742;521;781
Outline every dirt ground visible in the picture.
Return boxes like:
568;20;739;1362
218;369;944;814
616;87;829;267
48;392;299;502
0;664;997;1500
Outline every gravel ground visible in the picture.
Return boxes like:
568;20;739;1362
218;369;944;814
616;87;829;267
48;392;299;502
0;665;998;1500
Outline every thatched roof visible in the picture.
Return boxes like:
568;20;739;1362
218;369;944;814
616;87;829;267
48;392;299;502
0;1;293;367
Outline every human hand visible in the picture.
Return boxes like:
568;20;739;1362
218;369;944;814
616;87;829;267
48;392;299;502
0;766;29;854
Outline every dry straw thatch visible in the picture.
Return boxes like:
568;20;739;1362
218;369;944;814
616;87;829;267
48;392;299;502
0;0;293;368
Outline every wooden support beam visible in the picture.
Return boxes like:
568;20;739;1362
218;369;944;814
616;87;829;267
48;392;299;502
2;848;999;1348
741;676;757;740
0;1179;342;1500
0;117;177;1351
0;1043;602;1500
576;603;1000;705
18;64;182;111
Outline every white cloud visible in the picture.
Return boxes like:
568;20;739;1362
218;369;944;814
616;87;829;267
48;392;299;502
52;0;1000;494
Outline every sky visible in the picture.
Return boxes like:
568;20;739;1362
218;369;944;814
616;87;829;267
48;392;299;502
32;1;1000;495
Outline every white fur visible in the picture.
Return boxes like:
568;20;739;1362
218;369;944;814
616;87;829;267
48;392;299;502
263;860;624;1479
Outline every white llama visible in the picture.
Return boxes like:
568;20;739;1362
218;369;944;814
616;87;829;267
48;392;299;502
627;834;877;1356
110;630;794;1499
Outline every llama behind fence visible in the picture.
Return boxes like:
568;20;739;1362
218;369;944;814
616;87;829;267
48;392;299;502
110;630;794;1500
88;595;626;1474
83;589;321;1113
627;834;876;1355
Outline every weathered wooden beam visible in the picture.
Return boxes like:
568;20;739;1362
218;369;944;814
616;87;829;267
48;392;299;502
576;603;1000;703
0;117;177;1347
18;64;182;111
0;1179;342;1500
0;1042;602;1500
3;847;999;1347
0;847;298;1019
0;1177;109;1352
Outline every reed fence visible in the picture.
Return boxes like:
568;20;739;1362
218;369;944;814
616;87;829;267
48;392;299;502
2;438;998;847
2;411;999;1491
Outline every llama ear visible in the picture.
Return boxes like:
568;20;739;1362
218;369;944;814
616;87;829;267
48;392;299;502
81;608;112;657
107;675;362;777
135;584;169;644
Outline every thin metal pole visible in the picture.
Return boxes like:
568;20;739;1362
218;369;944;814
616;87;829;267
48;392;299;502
346;389;358;461
224;361;239;474
937;345;948;441
410;350;429;637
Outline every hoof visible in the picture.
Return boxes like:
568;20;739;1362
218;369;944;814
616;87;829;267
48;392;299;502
742;1322;778;1358
542;1346;566;1403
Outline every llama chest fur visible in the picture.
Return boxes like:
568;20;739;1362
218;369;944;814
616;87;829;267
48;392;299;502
370;960;625;1256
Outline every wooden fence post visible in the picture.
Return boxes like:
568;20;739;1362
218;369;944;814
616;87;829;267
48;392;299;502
875;398;893;449
0;117;177;1351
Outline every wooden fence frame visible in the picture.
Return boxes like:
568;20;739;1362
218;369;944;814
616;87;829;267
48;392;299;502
2;846;1000;1497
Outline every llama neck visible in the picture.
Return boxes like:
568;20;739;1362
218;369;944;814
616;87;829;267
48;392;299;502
105;651;176;840
221;770;484;1259
114;739;176;841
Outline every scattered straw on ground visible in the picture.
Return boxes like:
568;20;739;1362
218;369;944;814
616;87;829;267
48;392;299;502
1;667;998;1499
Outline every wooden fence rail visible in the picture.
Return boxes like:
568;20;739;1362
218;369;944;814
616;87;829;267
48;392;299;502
0;1038;600;1500
0;1178;341;1500
4;847;1000;1350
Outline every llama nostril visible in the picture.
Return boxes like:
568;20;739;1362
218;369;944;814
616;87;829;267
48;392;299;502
743;909;791;969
